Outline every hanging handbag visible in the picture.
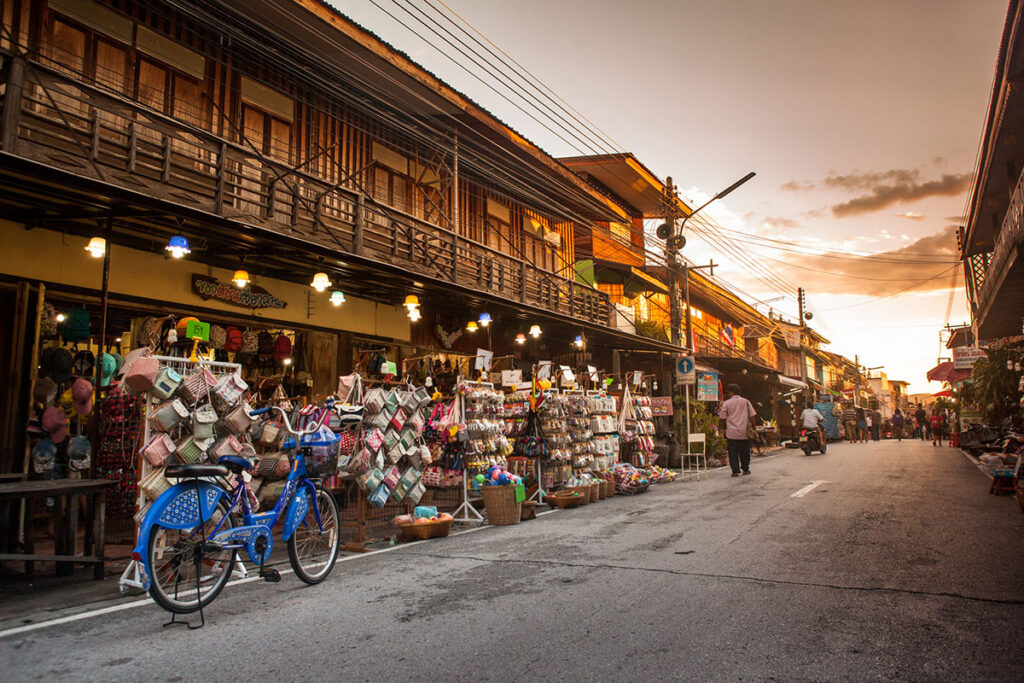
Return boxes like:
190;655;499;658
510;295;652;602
337;429;358;457
383;389;400;414
389;408;406;432
358;467;384;492
336;404;364;430
363;388;385;414
368;481;391;508
179;366;218;404
150;368;183;400
337;373;363;404
150;399;189;432
140;433;176;466
221;402;254;435
257;418;284;447
421;465;444;488
406;480;426;504
123;353;159;395
365;428;385;453
367;410;390;432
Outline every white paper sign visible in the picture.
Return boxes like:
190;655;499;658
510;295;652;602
633;370;643;386
588;365;599;382
475;348;493;371
560;365;575;383
537;361;553;380
501;369;522;387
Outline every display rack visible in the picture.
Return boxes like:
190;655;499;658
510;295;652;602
587;391;619;471
119;356;243;594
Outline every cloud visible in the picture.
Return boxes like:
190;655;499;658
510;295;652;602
763;225;959;296
781;180;815;191
897;211;925;220
830;173;972;217
761;216;800;230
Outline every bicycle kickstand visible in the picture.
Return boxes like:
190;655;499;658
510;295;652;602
164;480;207;630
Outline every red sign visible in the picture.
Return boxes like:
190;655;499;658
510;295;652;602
650;396;673;417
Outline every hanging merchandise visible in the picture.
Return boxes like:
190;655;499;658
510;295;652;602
587;391;619;471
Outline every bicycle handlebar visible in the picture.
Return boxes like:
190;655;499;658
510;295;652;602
247;398;336;438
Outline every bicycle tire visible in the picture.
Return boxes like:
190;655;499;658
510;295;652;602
288;485;340;584
147;501;236;614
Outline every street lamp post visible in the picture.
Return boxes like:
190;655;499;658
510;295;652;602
663;172;755;351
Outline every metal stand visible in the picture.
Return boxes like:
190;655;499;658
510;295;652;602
528;456;545;503
451;470;484;524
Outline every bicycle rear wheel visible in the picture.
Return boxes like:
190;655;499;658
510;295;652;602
147;502;236;614
288;485;340;584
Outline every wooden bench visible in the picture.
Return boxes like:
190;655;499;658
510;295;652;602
0;479;115;579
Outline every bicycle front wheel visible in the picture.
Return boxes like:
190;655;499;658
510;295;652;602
288;485;340;584
147;502;236;614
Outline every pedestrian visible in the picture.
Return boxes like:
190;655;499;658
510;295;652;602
717;383;756;477
946;411;958;447
842;402;858;444
855;406;869;443
930;409;946;446
871;407;882;441
892;408;905;441
915;404;927;440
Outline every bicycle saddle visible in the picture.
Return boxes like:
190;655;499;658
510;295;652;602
217;455;254;473
165;464;229;479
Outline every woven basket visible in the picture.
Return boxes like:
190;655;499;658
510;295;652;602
546;491;585;509
595;481;607;500
589;483;600;502
481;484;522;525
398;517;454;541
520;500;537;520
603;480;616;498
564;486;589;505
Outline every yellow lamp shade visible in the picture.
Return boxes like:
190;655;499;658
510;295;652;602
310;272;332;292
232;270;250;288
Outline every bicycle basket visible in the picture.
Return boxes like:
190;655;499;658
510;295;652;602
302;430;341;478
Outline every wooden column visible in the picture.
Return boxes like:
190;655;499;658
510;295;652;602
1;56;25;153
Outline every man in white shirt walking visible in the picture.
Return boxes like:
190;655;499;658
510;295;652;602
718;383;757;477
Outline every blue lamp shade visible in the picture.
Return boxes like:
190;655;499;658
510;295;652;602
574;335;584;347
165;235;191;258
478;312;492;327
330;290;346;306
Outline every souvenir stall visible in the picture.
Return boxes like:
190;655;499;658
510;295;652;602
119;352;247;592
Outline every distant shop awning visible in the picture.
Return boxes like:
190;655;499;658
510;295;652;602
591;260;669;296
926;362;971;383
777;375;807;390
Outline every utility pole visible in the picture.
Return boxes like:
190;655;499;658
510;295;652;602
798;287;808;400
662;171;755;351
663;178;683;348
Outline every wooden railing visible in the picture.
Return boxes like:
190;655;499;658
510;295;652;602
976;167;1024;317
695;330;777;369
0;56;611;327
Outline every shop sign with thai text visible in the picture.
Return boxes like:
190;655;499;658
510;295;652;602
953;346;986;369
191;274;287;309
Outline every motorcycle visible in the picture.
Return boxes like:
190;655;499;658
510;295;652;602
800;425;827;455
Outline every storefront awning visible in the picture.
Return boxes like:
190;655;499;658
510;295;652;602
777;375;807;390
926;361;971;383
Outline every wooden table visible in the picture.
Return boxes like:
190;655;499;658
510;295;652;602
0;479;115;579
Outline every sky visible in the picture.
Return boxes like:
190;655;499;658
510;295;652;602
337;0;1010;393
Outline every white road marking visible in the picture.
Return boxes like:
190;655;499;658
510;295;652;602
0;512;535;640
790;480;830;498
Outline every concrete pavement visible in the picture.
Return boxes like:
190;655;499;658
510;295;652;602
3;438;1023;681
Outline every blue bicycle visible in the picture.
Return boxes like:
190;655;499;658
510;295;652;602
131;402;342;624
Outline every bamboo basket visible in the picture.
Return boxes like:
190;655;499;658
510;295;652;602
520;500;537;520
564;486;590;505
398;517;454;541
603;480;616;498
481;484;522;525
546;491;585;509
589;483;600;502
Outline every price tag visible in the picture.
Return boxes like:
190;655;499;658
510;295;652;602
501;369;522;387
633;370;643;386
514;483;526;503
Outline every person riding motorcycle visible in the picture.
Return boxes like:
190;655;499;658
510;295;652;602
799;400;826;454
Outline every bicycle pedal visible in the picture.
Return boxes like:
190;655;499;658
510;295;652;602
259;568;281;583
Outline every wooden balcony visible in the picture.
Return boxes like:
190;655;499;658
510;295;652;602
0;57;611;327
974;167;1024;338
695;330;777;370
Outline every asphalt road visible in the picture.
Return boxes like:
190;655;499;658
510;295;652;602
3;438;1024;682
